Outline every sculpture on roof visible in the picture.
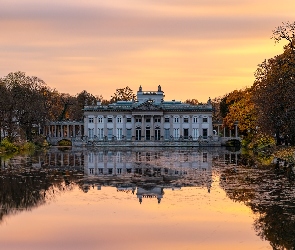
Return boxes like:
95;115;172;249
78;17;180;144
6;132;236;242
158;85;162;92
139;85;142;92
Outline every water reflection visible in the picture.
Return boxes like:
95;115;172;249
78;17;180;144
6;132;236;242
219;159;295;250
3;147;294;249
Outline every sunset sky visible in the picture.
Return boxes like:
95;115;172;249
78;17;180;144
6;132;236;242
1;0;294;102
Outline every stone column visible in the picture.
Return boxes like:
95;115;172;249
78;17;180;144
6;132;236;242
180;115;183;138
131;115;135;138
189;115;192;137
199;115;202;138
208;115;213;136
141;115;145;140
160;116;164;141
150;115;154;140
104;116;107;137
94;117;98;137
170;115;173;137
123;115;126;137
113;115;117;138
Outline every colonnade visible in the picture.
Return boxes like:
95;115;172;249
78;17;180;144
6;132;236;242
44;122;84;138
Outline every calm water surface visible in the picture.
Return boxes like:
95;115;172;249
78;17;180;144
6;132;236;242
0;147;294;250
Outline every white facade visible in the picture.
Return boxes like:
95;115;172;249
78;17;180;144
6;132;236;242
84;86;213;141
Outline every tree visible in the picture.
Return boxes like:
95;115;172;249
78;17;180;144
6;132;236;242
184;99;199;105
110;86;136;103
252;22;295;145
0;72;49;141
223;88;256;136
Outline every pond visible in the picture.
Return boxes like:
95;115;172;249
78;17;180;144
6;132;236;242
0;147;294;250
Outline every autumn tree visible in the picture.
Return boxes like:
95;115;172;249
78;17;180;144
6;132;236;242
0;72;50;141
110;86;136;103
252;22;295;145
223;88;256;136
184;99;199;105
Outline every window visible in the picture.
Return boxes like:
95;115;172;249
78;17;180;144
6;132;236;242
108;117;113;123
193;128;198;139
107;128;113;140
89;168;94;175
165;117;169;123
164;129;170;140
98;117;103;123
88;128;94;138
98;168;103;174
203;128;208;139
146;118;151;123
174;117;179;123
136;118;142;123
126;129;132;140
117;117;122;123
117;128;122;140
108;168;113;175
193;117;198;123
203;117;208;123
155;117;161;123
117;168;122;174
127;117;131;123
88;117;94;123
98;128;104;139
174;128;179;139
184;117;189;123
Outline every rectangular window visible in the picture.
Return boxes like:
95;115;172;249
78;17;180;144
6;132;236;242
174;128;179;139
174;117;179;123
165;117;169;123
126;129;132;140
136;118;142;123
117;117;122;123
117;128;122;140
117;168;122;174
89;168;94;175
108;117;112;123
108;128;113;140
203;117;208;123
154;117;161;123
98;168;103;174
164;129;170;140
184;117;189;123
127;117;131;123
146;118;151;122
98;128;104;139
88;117;94;123
88;128;94;138
203;128;208;139
98;117;103;123
193;128;198;139
108;168;113;175
193;117;198;123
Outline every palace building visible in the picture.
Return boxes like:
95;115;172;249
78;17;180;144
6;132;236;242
83;85;214;142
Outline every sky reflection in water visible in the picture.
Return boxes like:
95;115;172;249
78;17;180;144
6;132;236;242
0;147;285;249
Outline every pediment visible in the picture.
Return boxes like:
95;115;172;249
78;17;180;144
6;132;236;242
133;101;162;111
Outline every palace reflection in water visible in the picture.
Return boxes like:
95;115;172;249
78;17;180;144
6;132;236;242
43;148;230;204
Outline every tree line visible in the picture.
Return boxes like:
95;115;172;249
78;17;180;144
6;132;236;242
0;72;138;142
217;21;295;146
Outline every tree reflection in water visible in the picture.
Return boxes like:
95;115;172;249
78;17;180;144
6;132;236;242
0;160;84;223
219;158;295;250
